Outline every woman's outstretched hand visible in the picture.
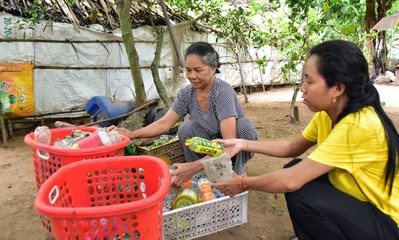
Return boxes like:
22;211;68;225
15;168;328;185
214;138;246;158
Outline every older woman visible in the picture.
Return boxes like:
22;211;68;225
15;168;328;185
109;41;258;188
213;40;399;240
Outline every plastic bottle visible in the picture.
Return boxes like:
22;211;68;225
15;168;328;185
185;137;223;156
213;188;222;198
197;178;216;202
34;126;52;159
53;135;87;149
172;188;199;209
170;167;177;185
34;126;51;145
53;137;73;148
183;179;202;197
124;140;137;155
73;129;121;149
53;129;92;149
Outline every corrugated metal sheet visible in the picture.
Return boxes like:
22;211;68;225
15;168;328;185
372;14;399;31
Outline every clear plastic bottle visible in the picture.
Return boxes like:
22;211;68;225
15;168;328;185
185;137;223;156
197;178;216;202
34;126;51;145
73;129;121;149
53;137;72;148
184;179;202;198
53;135;86;149
34;126;52;159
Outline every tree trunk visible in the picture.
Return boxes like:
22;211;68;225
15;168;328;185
235;45;248;103
151;26;173;107
365;0;394;77
365;0;377;67
115;0;147;106
159;0;184;67
290;85;300;123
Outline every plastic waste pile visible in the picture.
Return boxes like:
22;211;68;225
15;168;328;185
33;126;123;149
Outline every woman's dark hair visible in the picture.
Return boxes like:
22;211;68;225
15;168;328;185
184;42;221;73
310;40;399;195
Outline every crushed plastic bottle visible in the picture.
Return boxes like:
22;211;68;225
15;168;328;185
53;136;85;149
53;130;92;149
53;137;73;149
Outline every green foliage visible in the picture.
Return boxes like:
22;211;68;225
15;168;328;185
18;0;76;28
168;0;264;51
165;0;373;84
19;0;54;27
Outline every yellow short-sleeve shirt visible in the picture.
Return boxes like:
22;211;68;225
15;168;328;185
302;107;398;225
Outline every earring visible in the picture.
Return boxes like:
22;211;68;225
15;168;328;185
333;98;337;103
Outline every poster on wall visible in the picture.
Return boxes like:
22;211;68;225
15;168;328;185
0;62;34;118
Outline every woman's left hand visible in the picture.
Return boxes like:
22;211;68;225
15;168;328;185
212;172;245;197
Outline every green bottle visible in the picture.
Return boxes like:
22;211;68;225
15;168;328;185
124;140;137;155
185;137;223;156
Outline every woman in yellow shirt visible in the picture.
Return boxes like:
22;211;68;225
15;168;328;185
213;40;399;240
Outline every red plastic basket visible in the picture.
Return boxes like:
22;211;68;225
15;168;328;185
24;126;131;189
35;156;171;240
24;126;130;236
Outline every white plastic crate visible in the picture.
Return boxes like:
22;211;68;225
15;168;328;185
162;171;248;240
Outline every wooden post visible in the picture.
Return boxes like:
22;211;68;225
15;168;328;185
0;116;8;146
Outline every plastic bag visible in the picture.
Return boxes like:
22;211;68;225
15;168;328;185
201;152;232;183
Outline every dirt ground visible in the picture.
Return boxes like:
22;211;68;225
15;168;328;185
1;85;398;240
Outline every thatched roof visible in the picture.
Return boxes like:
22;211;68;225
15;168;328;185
0;0;189;30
